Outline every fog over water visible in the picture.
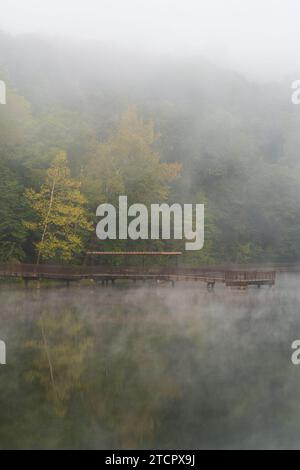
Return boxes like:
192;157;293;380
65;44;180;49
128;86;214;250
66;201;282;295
1;275;300;449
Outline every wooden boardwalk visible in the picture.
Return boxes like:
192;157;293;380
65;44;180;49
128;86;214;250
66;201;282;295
0;263;276;288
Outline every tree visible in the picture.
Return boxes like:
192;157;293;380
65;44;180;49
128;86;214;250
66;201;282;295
0;84;33;160
0;162;30;261
84;107;181;207
82;107;181;254
24;151;92;263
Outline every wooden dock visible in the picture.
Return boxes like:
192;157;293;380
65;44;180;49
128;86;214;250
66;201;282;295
224;270;275;288
0;263;276;288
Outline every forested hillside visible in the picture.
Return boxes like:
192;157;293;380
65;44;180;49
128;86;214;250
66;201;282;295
0;32;300;264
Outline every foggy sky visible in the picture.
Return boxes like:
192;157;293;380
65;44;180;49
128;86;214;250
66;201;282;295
0;0;300;80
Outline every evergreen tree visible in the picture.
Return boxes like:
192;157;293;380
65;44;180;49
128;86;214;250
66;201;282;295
0;162;30;261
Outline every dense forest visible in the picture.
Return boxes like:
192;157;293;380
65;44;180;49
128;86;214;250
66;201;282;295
0;31;300;265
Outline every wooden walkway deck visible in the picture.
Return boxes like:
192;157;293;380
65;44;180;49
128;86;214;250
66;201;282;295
0;263;276;288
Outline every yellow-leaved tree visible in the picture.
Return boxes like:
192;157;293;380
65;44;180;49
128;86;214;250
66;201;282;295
84;107;181;207
25;151;92;263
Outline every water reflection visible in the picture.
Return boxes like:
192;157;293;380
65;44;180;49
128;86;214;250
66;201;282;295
0;275;300;449
25;311;94;417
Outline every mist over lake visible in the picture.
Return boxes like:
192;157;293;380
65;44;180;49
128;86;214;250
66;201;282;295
0;276;299;449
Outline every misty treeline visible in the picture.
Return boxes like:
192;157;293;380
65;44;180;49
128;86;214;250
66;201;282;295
0;32;300;265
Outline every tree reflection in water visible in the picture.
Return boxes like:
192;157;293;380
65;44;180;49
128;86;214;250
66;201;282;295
0;279;300;449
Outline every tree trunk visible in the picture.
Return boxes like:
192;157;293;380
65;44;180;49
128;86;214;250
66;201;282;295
36;177;56;265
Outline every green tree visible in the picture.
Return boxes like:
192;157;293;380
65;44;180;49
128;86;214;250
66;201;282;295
0;84;33;160
25;151;92;263
0;162;30;261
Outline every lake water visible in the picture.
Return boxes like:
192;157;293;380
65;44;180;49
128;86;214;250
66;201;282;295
0;274;300;449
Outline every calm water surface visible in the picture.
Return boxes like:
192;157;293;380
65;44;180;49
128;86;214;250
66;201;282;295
0;274;300;449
